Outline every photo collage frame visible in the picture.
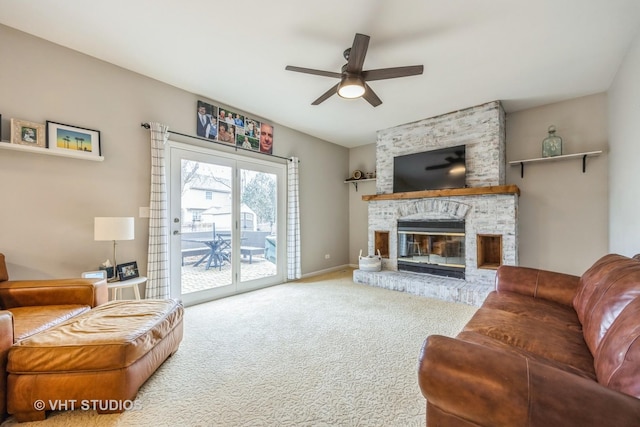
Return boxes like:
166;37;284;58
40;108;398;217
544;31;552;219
197;100;273;154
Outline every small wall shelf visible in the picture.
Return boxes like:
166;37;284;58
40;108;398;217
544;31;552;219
374;231;390;258
344;178;375;191
509;150;602;178
0;141;105;161
477;234;502;270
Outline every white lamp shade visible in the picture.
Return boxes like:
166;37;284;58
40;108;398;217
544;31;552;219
94;217;135;241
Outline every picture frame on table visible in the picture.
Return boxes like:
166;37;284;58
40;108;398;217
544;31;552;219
46;121;101;159
11;118;46;148
116;261;139;281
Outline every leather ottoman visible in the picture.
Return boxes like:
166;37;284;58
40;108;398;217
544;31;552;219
6;298;183;422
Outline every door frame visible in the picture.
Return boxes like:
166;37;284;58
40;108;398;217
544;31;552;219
166;140;287;306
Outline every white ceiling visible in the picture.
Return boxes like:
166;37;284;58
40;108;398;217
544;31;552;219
1;0;639;148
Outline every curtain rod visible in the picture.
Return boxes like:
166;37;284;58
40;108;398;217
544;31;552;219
140;123;295;162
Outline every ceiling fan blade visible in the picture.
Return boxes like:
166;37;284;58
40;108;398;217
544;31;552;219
346;33;370;73
285;65;342;79
311;83;339;105
362;83;382;107
362;65;424;81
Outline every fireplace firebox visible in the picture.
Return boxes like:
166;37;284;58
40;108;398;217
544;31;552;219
397;220;465;279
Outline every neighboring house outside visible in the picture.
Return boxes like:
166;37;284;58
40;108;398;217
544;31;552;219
182;174;257;233
202;205;257;232
182;173;271;262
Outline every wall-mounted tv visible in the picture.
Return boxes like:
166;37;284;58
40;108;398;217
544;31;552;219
393;145;466;193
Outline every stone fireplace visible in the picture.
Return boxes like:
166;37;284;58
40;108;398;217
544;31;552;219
353;101;519;306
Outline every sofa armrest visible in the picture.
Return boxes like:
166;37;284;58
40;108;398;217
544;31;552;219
495;265;580;306
0;310;13;419
0;278;108;309
419;335;640;427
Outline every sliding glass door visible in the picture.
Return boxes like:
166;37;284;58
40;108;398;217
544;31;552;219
238;166;279;283
168;142;285;306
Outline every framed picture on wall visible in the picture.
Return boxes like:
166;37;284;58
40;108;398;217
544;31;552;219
11;118;46;148
197;100;217;140
46;121;101;159
258;122;273;154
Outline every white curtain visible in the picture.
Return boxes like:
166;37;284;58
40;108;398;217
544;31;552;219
287;157;301;280
145;122;170;298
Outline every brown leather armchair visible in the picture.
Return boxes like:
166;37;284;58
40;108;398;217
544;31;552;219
0;253;107;421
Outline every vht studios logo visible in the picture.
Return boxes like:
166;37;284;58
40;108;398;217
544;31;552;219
33;399;142;412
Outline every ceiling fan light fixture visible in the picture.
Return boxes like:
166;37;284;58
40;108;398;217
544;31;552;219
337;75;365;99
286;33;423;106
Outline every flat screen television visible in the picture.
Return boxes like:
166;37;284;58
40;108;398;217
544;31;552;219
393;145;466;193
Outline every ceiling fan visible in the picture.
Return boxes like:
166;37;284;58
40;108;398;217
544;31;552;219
285;33;423;107
425;150;465;170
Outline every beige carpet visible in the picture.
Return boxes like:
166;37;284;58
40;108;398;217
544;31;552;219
2;268;477;427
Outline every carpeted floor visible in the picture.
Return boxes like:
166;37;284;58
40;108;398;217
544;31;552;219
2;268;477;427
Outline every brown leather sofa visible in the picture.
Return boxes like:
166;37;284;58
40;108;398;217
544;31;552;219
419;253;640;426
0;253;108;421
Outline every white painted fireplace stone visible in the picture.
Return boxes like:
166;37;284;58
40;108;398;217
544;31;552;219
353;101;518;306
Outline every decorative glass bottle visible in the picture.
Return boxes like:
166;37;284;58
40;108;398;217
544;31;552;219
542;125;562;158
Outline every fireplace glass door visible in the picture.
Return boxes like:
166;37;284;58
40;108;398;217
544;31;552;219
397;220;465;278
398;232;465;267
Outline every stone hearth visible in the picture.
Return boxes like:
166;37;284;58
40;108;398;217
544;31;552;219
353;101;519;306
354;270;490;307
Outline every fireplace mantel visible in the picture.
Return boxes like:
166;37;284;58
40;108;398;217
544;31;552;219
361;184;520;201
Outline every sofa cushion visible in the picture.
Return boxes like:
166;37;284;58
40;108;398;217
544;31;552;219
0;278;104;309
579;261;640;355
0;311;13;418
8;305;90;342
573;254;638;325
496;265;580;307
594;296;640;398
460;291;596;379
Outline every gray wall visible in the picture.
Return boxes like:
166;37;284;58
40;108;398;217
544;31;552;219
505;94;608;275
347;143;376;265
0;24;349;281
608;29;640;257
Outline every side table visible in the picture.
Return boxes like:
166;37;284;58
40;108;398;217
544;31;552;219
82;271;146;300
107;276;146;300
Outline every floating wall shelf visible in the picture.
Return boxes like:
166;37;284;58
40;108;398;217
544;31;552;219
0;141;104;161
508;150;602;178
344;178;375;191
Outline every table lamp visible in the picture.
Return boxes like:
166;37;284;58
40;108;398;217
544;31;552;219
94;217;134;281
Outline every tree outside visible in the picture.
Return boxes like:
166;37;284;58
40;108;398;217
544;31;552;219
241;171;276;232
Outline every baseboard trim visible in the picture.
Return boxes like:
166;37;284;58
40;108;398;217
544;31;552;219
301;264;353;279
